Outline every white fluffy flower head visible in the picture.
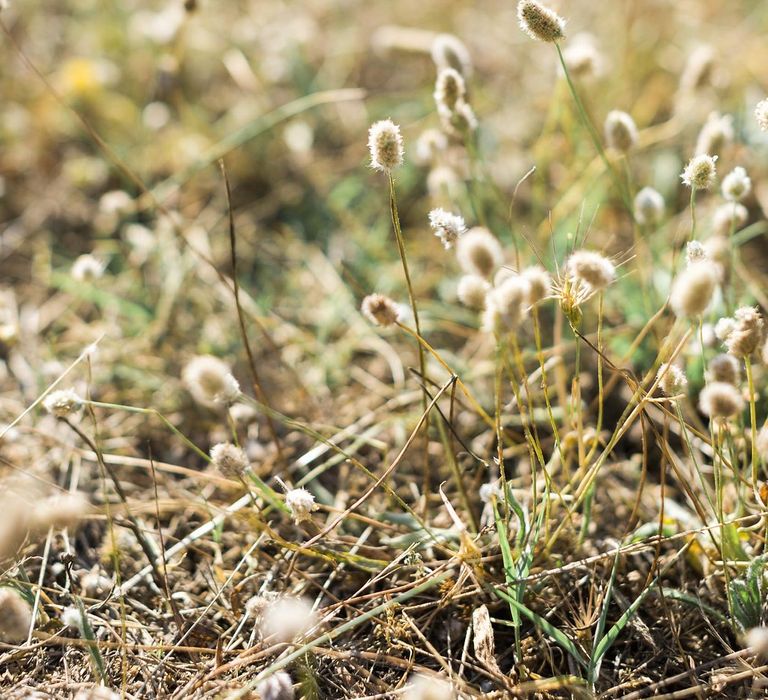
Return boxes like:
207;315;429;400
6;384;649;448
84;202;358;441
429;208;467;249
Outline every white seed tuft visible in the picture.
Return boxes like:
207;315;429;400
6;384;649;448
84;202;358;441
699;382;744;419
210;442;249;478
517;0;565;43
183;356;240;407
368;119;404;173
721;166;751;202
429;208;467;250
633;187;665;226
681;154;717;190
669;261;719;318
285;488;317;523
604;110;638;152
361;294;401;327
566;250;616;291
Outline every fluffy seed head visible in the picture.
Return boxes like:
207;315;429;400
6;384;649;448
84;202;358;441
713;202;748;236
73;687;120;700
699;381;744;419
670;261;719;318
210;442;249;478
681;154;717;190
522;266;552;304
440;99;478;135
482;276;530;333
703;236;730;271
604;110;638;152
429;208;467;249
285;488;317;523
0;588;33;643
633;187;665;226
724;306;765;358
431;34;472;77
455;227;503;278
415;128;448;166
755;99;768;131
361;294;400;327
427;166;461;199
71;254;105;282
685;241;706;266
61;605;83;630
434;68;466;113
562;34;601;78
256;671;295;700
32;493;88;531
43;389;84;418
517;0;565;43
714;317;737;342
183;356;240;407
260;596;317;643
721;166;751;202
695;113;733;157
757;426;768;462
457;275;490;309
566;250;616;291
403;673;455;700
707;354;740;385
368;119;404;172
657;363;688;397
680;45;715;92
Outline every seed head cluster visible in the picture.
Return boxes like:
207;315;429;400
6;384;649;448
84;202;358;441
633;187;665;226
183;356;240;407
723;306;765;358
657;363;688;397
670;261;719;318
721;166;751;202
285;487;317;523
210;442;249;478
755;99;768;131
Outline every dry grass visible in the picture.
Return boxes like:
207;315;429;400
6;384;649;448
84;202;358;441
2;0;768;697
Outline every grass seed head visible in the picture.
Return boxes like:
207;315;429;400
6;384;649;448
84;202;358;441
482;276;530;332
746;627;768;660
699;381;744;418
681;154;717;190
42;389;84;418
260;596;317;643
415;128;448;165
71;254;105;282
680;45;715;92
0;588;33;643
604;110;638;152
455;226;503;278
368;119;404;173
713;202;748;236
517;0;565;43
431;33;472;77
403;672;455;700
210;442;249;478
427;166;461;199
285;487;317;523
522;265;552;304
724;306;765;358
685;241;706;266
566;250;616;291
457;275;490;309
361;293;400;327
429;208;467;249
256;671;295;700
721;166;751;202
434;67;466;113
707;354;740;385
755;99;768;131
182;356;240;407
32;493;88;532
657;363;688;397
670;261;719;318
562;33;601;78
633;187;665;226
695;112;733;157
